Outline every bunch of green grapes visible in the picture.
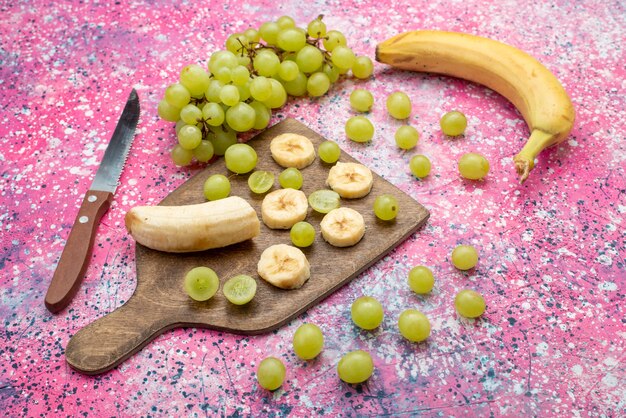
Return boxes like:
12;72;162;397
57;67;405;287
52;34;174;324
157;15;374;166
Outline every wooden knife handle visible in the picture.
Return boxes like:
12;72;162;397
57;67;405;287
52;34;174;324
45;190;114;313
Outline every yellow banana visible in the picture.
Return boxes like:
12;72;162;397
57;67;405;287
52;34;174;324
376;30;575;183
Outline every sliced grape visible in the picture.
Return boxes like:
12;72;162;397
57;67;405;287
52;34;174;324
308;189;340;213
223;274;257;305
184;267;219;301
248;170;275;194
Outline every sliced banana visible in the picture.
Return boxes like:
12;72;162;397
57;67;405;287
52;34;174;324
257;244;311;289
270;133;316;169
261;188;308;229
320;207;365;247
326;162;373;198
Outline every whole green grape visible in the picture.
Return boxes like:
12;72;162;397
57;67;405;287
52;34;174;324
202;102;225;127
179;64;211;97
193;140;214;163
219;85;240;106
290;221;315;247
398;309;430;342
231;65;250;86
180;104;202;125
409;155;431;178
350;89;374;112
330;46;356;69
351;296;384;330
373;194;398;221
249;101;271;130
171;144;193;166
225;102;256;132
158;100;181;122
458;153;490;180
394;125;419;150
408;266;435;294
451;245;478;270
253;50;280;77
210;127;237;156
296;45;324;74
259;21;280;44
203;174;230;200
279;167;303;189
257;357;286;391
323;30;346;51
263;79;287;109
249;76;273;102
455;289;486;318
283;72;308;97
278;60;299;81
440;111;467;136
386;91;411;119
345;116;374;142
277;28;306;52
276;15;296;29
165;83;191;108
307;18;326;38
224;143;257;174
307;72;330;97
318;141;341;163
337;350;373;384
293;323;324;360
177;125;202;150
351;56;373;79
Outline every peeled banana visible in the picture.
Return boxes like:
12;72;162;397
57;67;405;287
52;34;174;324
376;30;575;183
125;196;260;252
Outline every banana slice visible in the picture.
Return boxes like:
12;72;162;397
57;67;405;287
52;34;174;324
261;188;308;229
257;244;311;289
326;162;373;198
320;207;365;247
270;133;316;169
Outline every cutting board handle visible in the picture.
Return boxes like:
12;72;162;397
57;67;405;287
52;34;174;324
65;296;173;375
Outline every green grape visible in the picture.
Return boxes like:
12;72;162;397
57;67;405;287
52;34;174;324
205;79;224;103
307;72;330;97
330;46;356;70
307;18;326;38
231;65;250;86
409;155;431;178
180;64;211;97
283;72;308;97
451;245;478;270
290;221;315;248
259;21;280;44
337;350;373;384
322;63;340;83
308;189;340;213
318;141;341;163
277;28;306;52
223;274;257;305
455;289;486;318
225;33;249;54
398;309;430;342
323;30;346;51
349;89;374;112
202;102;225;126
177;125;202;150
257;357;286;391
237;83;251;101
351;296;384;330
175;119;186;134
158;99;181;122
408;266;434;294
386;91;411;119
351;56;373;79
279;167;303;189
394;125;419;150
296;45;324;74
180;104;202;125
244;28;260;43
225;102;256;132
440;110;467;136
249;101;271;130
209;50;239;73
225;143;257;174
263;79;287;109
210;127;237;155
203;174;230;200
249;76;273;102
278;60;299;81
213;66;232;84
193;140;214;163
253;50;280;77
345;116;374;143
293;323;324;359
238;55;251;67
458;153;490;180
276;15;296;29
165;83;191;108
248;170;275;194
170;144;193;166
373;194;398;221
184;267;219;301
219;85;240;107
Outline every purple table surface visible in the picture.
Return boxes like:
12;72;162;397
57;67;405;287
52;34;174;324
1;0;624;416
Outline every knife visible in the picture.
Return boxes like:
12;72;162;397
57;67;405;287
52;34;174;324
45;89;140;313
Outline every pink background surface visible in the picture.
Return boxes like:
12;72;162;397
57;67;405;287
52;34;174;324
1;0;624;416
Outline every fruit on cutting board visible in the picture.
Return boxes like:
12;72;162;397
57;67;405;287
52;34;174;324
248;170;275;194
320;207;365;247
261;188;309;229
290;221;316;248
337;350;374;384
308;189;341;214
278;167;303;190
376;30;576;182
270;133;316;168
184;267;220;301
373;194;399;221
257;243;311;289
318;140;341;164
326;162;373;198
225;143;258;174
223;274;257;305
203;174;231;201
125;196;260;253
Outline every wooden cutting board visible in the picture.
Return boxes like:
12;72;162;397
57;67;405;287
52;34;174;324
65;118;430;374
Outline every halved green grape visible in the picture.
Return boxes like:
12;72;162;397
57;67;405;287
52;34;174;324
180;104;202;125
259;21;280;44
257;357;286;391
330;46;355;69
276;15;296;29
249;101;271;130
350;89;374;112
318;141;340;164
193;140;214;163
219;85;240;106
249;76;273;102
225;102;256;132
351;56;373;79
277;28;306;52
296;45;324;74
307;72;330;97
205;79;224;103
440;110;467;136
323;30;347;51
451;245;478;270
283;72;308;97
307;18;326;38
394;125;419;150
351;296;384;330
409;155;431;178
248;170;275;194
345;116;374;143
210;127;237;155
177;125;202;150
184;267;219;301
223;274;257;305
158;99;181;122
293;323;324;360
290;221;315;247
408;266;435;294
263;79;287;109
165;83;191;108
202;102;225;127
225;143;257;174
455;289;486;318
278;60;299;81
398;309;430;342
337;350;373;384
179;64;211;97
373;194;398;221
203;174;231;201
308;189;340;213
458;153;490;180
231;65;251;86
279;167;303;189
386;91;411;119
171;144;193;166
253;50;280;77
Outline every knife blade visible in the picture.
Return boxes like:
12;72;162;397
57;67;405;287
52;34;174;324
45;89;140;313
